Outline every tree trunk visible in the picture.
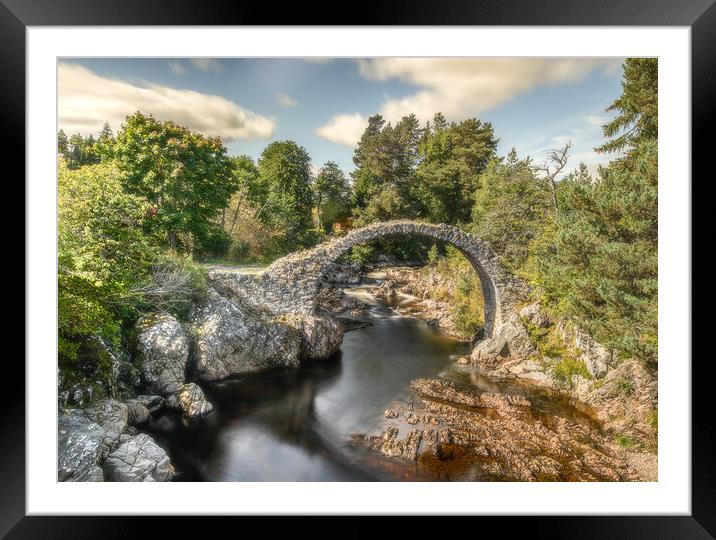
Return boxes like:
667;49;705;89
167;230;178;251
549;179;559;216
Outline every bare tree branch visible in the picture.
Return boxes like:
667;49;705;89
533;141;572;216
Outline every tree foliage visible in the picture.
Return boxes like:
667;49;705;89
256;140;315;249
113;112;237;251
530;141;658;363
314;161;352;232
416;115;498;224
58;160;158;362
597;58;657;154
472;149;551;271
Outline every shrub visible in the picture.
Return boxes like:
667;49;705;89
131;255;208;320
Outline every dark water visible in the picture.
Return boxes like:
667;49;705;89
142;286;598;481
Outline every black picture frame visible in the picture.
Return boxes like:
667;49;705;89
7;0;711;536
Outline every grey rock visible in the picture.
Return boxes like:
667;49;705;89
519;302;550;328
124;399;150;425
83;399;128;457
574;326;613;379
104;433;175;482
137;313;189;396
556;321;613;379
135;395;164;413
472;316;535;366
175;383;214;417
189;288;301;382
280;314;343;360
58;412;105;482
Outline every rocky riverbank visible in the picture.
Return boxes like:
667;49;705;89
350;377;656;481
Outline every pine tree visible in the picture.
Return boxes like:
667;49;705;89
57;129;69;156
597;58;657;154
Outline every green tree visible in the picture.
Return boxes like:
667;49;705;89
313;161;351;232
57;129;69;156
256;140;314;248
113;112;236;251
597;58;657;154
96;121;115;160
222;155;262;237
472;149;551;271
68;133;85;168
416;115;498;224
352;114;423;216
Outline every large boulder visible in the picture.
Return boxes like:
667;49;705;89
169;383;214;418
104;433;175;482
189;289;301;382
280;314;344;360
83;399;128;458
58;412;105;482
471;316;535;366
136;313;189;396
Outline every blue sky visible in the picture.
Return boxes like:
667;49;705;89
58;57;624;176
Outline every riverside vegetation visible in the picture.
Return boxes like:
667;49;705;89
57;59;658;482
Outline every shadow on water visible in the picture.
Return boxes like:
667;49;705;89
144;354;384;481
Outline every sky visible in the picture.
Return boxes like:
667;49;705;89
58;57;625;176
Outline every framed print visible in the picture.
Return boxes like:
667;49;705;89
8;0;712;535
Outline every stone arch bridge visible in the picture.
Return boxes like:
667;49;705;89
208;221;532;362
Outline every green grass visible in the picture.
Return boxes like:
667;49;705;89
617;378;635;396
616;435;635;448
523;320;591;389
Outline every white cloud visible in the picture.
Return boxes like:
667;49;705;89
276;92;298;108
58;63;275;142
189;58;222;72
316;58;621;147
168;61;187;75
584;115;608;126
315;113;368;147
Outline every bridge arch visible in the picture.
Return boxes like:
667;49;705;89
260;221;527;339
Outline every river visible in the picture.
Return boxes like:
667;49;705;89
141;281;608;481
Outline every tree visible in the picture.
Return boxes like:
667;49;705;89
96;121;115;160
352;114;423;215
313;161;351;232
113;112;236;251
597;58;657;154
472;149;551;271
68;133;85;168
222;155;262;237
534;142;572;216
256;140;314;248
416;116;498;224
57;129;69;156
